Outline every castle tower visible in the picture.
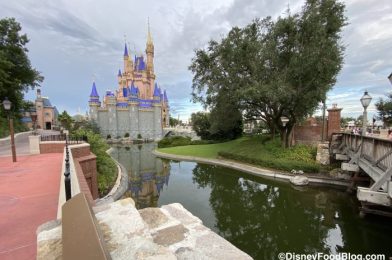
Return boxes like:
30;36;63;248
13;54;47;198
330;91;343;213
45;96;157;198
146;20;154;76
123;43;133;75
88;82;100;121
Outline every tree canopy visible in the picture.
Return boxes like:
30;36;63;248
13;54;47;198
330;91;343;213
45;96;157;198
189;0;346;147
58;110;73;130
0;18;43;115
375;94;392;127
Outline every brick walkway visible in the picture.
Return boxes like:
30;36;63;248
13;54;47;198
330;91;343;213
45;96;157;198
0;154;62;260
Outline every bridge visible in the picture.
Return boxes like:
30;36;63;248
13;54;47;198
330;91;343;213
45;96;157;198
163;126;200;140
331;133;392;217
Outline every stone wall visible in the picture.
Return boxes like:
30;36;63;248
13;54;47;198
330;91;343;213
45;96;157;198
40;142;65;153
95;104;163;140
37;198;252;259
294;105;342;145
71;145;99;201
294;125;327;145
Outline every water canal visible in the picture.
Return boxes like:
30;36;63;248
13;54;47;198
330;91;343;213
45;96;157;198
110;143;392;259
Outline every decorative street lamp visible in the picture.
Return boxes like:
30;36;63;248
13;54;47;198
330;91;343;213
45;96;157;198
2;97;16;162
280;116;289;148
360;91;372;136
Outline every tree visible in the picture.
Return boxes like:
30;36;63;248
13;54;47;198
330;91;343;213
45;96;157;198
209;93;243;140
169;116;181;127
375;94;392;127
58;111;73;130
191;112;211;140
189;0;346;147
0;18;43;116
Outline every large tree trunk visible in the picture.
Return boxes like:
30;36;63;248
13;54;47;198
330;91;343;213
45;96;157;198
285;125;294;148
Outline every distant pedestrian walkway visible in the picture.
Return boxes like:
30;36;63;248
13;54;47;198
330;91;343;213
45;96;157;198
0;153;62;259
0;130;59;158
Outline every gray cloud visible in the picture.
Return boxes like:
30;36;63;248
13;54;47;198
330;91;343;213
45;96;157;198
0;0;391;121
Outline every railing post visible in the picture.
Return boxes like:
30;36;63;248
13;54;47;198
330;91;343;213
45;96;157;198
64;135;72;201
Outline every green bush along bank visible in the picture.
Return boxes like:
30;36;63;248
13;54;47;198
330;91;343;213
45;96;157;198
158;135;321;173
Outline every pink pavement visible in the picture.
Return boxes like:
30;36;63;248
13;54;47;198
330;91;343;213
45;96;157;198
0;154;62;260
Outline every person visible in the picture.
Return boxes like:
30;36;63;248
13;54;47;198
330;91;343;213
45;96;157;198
388;129;392;140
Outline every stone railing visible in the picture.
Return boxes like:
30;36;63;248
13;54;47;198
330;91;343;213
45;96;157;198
37;196;252;259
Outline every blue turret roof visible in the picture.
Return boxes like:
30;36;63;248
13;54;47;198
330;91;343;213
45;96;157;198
164;90;168;102
90;82;99;97
105;90;115;97
134;56;146;71
130;82;137;96
124;43;128;56
118;69;122;77
153;83;160;97
122;87;128;98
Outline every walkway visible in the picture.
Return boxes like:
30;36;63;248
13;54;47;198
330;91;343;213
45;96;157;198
0;130;59;158
0;153;62;260
153;150;350;187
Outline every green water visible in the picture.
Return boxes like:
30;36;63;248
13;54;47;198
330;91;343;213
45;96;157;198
110;144;392;259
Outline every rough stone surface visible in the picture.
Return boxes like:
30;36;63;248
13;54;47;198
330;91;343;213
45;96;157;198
36;225;62;260
316;142;330;165
153;224;188;246
290;175;309;186
161;203;202;226
37;198;252;260
139;208;169;229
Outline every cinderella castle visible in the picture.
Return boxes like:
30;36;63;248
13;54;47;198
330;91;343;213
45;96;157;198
88;25;169;140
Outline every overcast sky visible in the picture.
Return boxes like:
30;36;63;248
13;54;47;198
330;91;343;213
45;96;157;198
0;0;391;120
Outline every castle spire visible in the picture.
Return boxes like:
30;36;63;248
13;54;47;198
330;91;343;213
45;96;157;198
90;81;99;97
147;17;153;45
124;42;128;57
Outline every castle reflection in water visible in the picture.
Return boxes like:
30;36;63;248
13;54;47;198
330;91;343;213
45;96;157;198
110;143;170;209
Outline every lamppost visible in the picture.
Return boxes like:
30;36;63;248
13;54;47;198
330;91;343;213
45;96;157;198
280;116;289;148
360;91;372;136
2;97;16;162
30;110;37;135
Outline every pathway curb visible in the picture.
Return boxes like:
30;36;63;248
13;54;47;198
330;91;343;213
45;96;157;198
153;150;350;187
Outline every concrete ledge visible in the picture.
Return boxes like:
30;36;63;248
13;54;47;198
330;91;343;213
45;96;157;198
153;150;350;187
38;198;252;259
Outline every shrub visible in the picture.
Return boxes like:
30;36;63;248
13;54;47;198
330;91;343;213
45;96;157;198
137;133;142;139
124;132;130;138
106;134;111;139
72;129;117;197
218;151;320;173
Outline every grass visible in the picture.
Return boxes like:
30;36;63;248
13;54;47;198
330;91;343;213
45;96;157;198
72;129;118;197
158;135;322;173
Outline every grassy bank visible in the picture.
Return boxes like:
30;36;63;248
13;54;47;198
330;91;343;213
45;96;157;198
72;129;117;197
158;135;321;173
